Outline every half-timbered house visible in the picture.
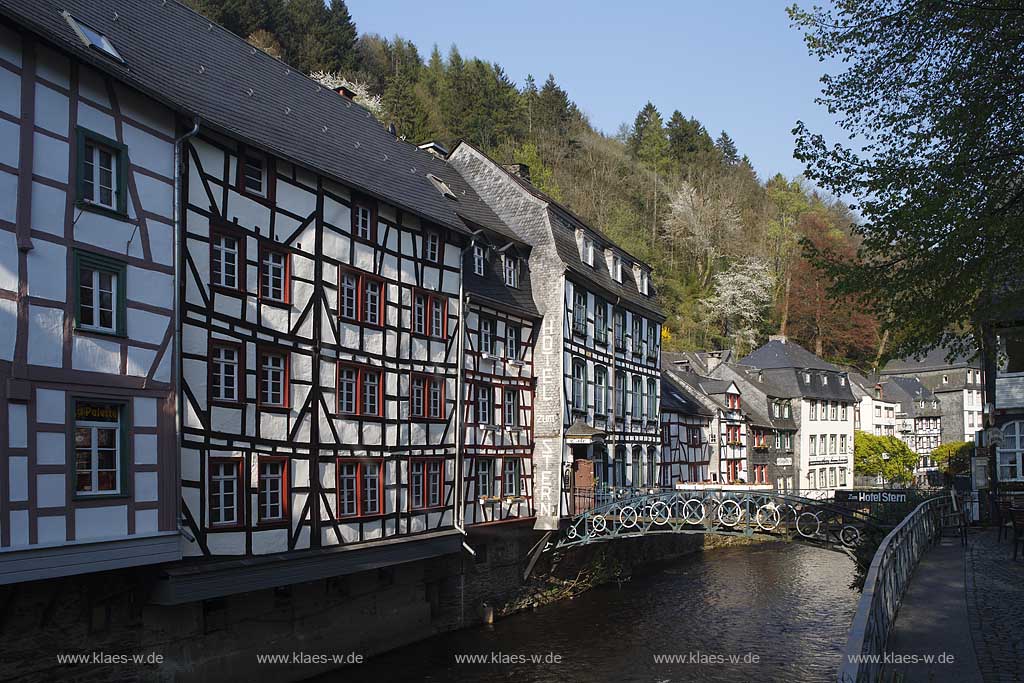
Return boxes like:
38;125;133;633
6;0;520;602
0;6;180;583
460;213;539;527
448;143;664;528
660;374;713;484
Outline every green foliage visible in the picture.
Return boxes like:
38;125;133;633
854;430;918;485
931;441;972;476
180;1;883;364
790;1;1024;364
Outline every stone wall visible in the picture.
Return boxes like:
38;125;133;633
0;528;757;682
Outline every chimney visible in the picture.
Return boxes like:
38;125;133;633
503;163;531;183
334;84;357;100
417;141;449;158
707;353;723;375
769;334;787;343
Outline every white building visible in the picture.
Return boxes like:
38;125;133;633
0;15;180;584
739;338;855;497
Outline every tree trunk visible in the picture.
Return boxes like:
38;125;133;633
779;273;792;336
873;329;889;372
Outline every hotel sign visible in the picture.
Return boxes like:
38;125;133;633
834;490;908;504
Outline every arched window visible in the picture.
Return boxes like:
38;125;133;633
594;366;608;415
572;359;587;412
1000;421;1024;481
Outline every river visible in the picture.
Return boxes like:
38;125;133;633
322;541;858;683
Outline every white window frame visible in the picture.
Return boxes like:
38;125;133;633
78;266;118;333
211;345;239;402
243;152;266;197
258;460;285;522
572;359;587;412
74;405;121;495
210;461;239;525
260;249;286;302
473;245;485;276
260;352;286;407
212;233;239;289
503;458;521;496
999;421;1024;481
476;458;493;498
82;139;118;209
425;232;440;262
355;205;373;240
506;325;520;360
504;388;519;427
477;385;493;424
504;255;519;287
338;463;358;516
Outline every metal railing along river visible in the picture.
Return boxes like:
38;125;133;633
836;492;955;683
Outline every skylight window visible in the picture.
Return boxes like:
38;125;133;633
63;12;124;63
426;173;456;200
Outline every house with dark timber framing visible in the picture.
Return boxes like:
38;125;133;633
459;216;540;529
448;143;664;529
660;373;714;485
0;0;527;602
0;6;181;584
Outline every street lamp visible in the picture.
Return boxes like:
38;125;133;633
881;451;890;489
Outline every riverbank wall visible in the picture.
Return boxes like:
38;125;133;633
0;527;765;682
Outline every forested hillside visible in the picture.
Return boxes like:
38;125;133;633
183;0;882;368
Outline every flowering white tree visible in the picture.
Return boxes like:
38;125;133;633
662;170;742;288
700;257;774;355
309;71;384;120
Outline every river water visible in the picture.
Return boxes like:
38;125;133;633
331;542;858;683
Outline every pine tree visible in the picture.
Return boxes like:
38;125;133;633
666;110;715;170
383;70;432;143
629;102;668;171
322;0;358;73
715;131;739;165
535;74;572;138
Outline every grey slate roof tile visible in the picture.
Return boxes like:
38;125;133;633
1;0;517;242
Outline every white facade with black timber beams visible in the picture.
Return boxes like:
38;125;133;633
448;142;664;529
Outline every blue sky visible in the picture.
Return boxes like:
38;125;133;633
346;0;843;183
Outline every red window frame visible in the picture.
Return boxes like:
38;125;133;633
410;373;445;420
727;393;741;410
413;290;447;339
337;363;383;417
336;459;384;518
725;424;741;444
725;459;742;483
256;456;289;525
258;242;290;305
351;196;378;243
209;222;246;293
209;339;245;406
409;457;444;510
208;457;244;529
257;347;290;410
338;266;384;327
752;464;768;485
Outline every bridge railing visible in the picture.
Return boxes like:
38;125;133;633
836;493;951;683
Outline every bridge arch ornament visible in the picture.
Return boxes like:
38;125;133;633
556;489;884;553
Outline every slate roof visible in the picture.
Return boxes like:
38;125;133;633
740;339;839;371
661;375;713;417
0;0;518;241
462;243;540;319
881;377;942;418
450;142;664;320
881;346;980;374
716;363;798;431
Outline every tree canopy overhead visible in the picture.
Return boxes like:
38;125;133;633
789;1;1024;363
